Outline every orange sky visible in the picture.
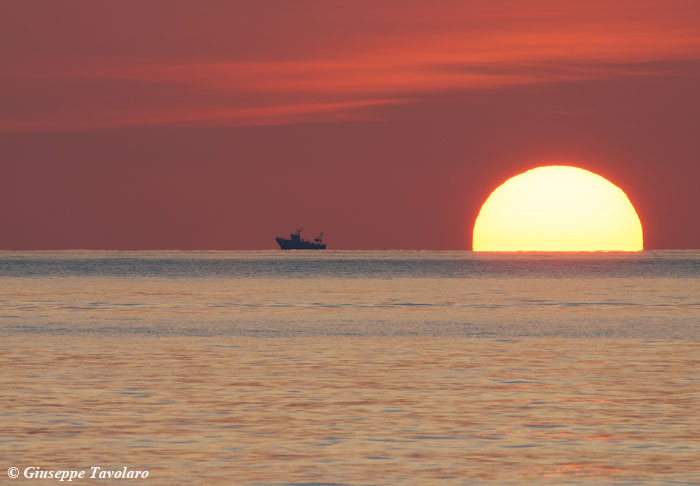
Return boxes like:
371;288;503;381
2;1;699;248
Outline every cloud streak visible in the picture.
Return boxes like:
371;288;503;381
2;0;700;131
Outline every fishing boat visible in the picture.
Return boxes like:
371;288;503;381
275;228;326;250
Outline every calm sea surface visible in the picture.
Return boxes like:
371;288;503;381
1;251;699;485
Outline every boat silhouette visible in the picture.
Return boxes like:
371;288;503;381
276;228;326;250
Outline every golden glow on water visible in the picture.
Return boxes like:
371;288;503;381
473;166;644;252
1;251;698;484
2;336;699;485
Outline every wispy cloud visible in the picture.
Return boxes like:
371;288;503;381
2;0;700;131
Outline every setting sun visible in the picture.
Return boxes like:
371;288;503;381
473;165;643;252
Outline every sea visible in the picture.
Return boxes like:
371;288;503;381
1;250;698;485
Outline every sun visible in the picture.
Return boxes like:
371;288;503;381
473;165;643;252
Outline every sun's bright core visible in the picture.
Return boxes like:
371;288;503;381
473;165;643;252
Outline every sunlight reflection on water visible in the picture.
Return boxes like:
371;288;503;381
3;336;699;485
1;251;699;485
